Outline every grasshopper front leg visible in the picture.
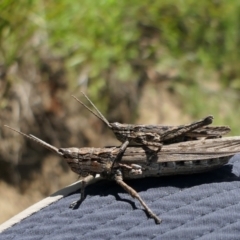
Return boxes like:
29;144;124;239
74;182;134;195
112;136;162;169
114;169;161;224
69;174;95;209
111;140;130;169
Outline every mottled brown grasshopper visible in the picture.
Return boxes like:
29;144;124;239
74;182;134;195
72;92;230;164
4;125;240;224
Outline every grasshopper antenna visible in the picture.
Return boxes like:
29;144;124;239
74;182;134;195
4;125;61;155
71;92;112;128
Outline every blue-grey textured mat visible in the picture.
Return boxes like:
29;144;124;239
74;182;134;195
1;154;240;240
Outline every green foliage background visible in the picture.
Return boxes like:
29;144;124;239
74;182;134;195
1;1;240;76
1;2;240;95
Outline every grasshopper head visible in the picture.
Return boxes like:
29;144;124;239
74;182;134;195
58;148;79;158
110;122;133;132
58;147;89;176
110;122;124;130
110;122;132;142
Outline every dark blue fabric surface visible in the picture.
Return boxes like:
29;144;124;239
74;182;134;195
1;154;240;240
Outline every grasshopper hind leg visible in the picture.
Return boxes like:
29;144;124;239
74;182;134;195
136;135;163;153
114;169;161;224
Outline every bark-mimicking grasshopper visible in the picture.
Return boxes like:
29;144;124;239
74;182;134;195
72;92;230;165
4;125;240;224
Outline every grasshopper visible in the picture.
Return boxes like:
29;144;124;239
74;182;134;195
4;125;240;224
72;92;230;164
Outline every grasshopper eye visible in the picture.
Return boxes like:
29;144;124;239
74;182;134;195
58;149;64;155
59;148;71;157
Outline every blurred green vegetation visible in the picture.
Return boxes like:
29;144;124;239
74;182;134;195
0;0;240;131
